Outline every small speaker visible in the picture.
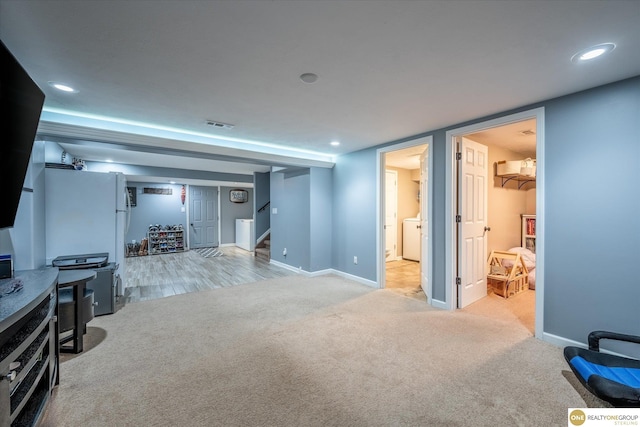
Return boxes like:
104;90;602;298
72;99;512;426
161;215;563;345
0;254;13;279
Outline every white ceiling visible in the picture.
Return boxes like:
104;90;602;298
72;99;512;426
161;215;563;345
1;0;639;179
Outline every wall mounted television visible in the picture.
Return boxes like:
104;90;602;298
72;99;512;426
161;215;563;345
0;40;45;229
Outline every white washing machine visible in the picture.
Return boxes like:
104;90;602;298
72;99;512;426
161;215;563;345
402;218;420;261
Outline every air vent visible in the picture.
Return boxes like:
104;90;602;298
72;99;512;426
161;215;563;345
519;129;535;136
205;120;235;130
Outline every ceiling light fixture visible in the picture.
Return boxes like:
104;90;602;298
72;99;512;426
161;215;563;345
48;81;77;93
300;73;318;84
571;43;615;63
330;141;340;146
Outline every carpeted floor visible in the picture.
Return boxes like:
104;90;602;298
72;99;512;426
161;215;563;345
42;275;599;427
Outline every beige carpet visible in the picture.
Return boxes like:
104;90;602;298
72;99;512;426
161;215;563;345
42;275;598;426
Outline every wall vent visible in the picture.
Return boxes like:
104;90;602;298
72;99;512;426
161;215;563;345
205;120;235;130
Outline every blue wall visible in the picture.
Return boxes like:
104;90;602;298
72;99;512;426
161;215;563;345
543;77;640;352
331;148;378;281
310;168;333;272
254;172;270;240
220;186;254;245
126;183;188;244
270;169;311;270
330;75;640;351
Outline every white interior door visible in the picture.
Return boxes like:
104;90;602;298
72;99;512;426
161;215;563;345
458;137;488;308
385;170;397;262
420;147;429;298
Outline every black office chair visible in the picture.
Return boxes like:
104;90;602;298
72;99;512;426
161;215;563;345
564;331;640;407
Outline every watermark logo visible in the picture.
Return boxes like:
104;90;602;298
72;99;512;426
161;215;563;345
570;409;586;426
568;408;640;426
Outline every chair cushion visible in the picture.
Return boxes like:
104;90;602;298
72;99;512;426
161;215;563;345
570;356;640;388
564;346;640;407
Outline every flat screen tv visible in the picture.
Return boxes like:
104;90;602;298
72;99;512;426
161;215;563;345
0;40;45;229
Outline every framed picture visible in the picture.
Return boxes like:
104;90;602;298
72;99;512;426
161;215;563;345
229;189;248;203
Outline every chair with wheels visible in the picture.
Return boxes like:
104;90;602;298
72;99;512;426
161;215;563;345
564;331;640;407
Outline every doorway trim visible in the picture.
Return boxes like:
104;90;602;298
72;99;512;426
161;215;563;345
376;136;433;302
385;169;399;261
445;107;545;339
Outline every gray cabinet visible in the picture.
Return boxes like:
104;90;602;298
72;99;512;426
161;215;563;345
0;268;58;427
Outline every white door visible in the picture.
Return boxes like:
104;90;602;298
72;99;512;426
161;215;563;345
458;137;488;308
385;170;398;261
420;147;429;298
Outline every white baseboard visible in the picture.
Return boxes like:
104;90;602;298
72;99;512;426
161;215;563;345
542;332;585;350
269;259;302;274
219;243;236;248
543;332;636;358
328;269;378;288
430;299;449;310
268;260;378;288
306;268;334;277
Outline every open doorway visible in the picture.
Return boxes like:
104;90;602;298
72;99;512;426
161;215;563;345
445;108;544;338
377;136;432;303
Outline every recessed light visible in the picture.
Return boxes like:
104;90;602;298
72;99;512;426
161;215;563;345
169;181;176;184
571;43;615;63
330;141;340;146
48;81;77;93
300;73;318;84
105;159;113;163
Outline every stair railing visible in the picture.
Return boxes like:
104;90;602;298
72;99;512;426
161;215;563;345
258;200;270;213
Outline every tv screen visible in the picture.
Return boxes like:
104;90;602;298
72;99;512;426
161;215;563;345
0;40;45;229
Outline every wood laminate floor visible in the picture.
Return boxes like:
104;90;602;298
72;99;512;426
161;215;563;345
385;259;425;301
122;246;295;304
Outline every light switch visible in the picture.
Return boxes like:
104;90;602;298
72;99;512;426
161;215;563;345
272;207;278;214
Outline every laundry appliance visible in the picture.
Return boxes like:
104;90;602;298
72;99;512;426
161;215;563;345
402;218;421;261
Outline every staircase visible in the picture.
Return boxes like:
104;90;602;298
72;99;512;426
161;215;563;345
255;234;270;262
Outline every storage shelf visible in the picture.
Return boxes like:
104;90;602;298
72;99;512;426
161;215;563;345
521;215;536;254
148;225;185;255
497;173;536;189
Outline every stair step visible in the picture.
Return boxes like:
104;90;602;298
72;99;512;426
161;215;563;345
255;247;270;260
264;239;270;247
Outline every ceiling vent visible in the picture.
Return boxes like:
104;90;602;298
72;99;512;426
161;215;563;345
519;129;536;136
205;120;235;130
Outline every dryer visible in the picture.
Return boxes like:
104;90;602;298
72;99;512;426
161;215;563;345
402;218;420;261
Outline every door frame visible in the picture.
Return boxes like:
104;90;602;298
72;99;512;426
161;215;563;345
385;169;398;261
444;107;545;339
377;136;433;302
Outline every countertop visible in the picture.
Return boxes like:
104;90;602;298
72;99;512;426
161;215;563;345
0;267;59;334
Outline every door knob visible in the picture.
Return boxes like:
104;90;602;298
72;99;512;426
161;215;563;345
484;226;491;232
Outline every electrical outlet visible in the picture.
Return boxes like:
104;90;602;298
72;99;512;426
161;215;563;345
283;248;287;256
353;256;358;264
